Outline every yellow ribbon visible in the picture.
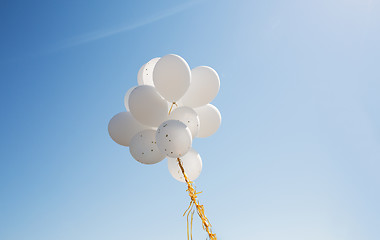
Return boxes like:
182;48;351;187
168;102;178;115
177;158;217;240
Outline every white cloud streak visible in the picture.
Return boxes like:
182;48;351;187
52;1;201;51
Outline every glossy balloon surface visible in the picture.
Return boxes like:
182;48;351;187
156;120;192;158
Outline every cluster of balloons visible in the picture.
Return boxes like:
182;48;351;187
108;54;221;182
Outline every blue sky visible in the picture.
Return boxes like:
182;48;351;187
0;0;379;239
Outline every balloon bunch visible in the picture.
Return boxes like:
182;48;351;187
108;54;221;239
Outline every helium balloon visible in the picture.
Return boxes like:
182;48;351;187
108;112;147;146
156;120;192;158
153;54;191;102
181;66;220;108
129;129;166;164
123;86;136;111
137;64;145;85
168;148;202;182
194;104;221;138
141;57;160;86
129;85;169;127
169;106;199;138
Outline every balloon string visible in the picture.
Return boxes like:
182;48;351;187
185;202;194;240
177;158;217;240
168;102;178;115
191;209;195;240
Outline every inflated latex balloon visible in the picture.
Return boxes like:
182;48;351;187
153;54;191;102
140;57;160;86
129;85;169;127
156;120;192;158
108;112;147;146
168;148;202;182
137;64;145;85
129;129;166;164
194;104;221;138
123;86;136;111
169;106;199;138
181;66;220;108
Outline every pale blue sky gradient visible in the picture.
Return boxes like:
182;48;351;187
0;0;379;239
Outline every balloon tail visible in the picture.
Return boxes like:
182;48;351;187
168;102;178;115
177;158;217;240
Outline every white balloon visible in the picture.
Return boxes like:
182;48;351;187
141;57;160;86
123;86;136;111
194;104;221;138
156;120;192;158
181;66;220;108
129;85;169;127
169;106;199;138
108;112;147;146
137;64;145;85
129;129;166;164
153;54;191;102
168;149;202;182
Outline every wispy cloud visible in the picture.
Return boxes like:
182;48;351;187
52;1;201;51
0;1;201;64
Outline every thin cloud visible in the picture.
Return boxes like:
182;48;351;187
53;1;201;50
0;1;201;63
